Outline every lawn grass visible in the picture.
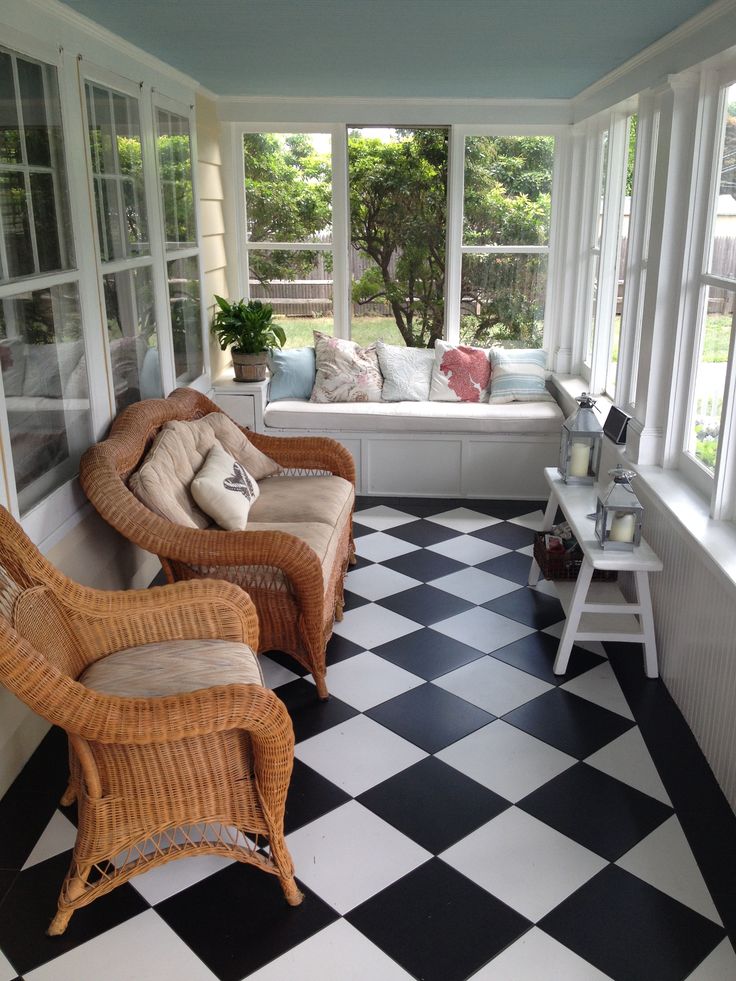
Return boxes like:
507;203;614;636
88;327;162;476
275;316;405;348
702;314;733;362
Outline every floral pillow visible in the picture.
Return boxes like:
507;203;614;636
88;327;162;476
310;331;383;403
428;340;492;402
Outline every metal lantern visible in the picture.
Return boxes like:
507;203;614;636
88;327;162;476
595;465;643;550
559;393;603;484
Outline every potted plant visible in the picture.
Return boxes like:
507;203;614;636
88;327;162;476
211;296;286;381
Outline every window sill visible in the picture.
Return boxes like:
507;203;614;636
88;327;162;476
551;375;736;597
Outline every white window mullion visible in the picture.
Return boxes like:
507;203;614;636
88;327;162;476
444;125;465;345
331;123;350;340
574;128;602;376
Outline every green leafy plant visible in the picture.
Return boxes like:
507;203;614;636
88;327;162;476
211;296;286;354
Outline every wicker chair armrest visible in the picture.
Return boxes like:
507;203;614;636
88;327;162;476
247;432;356;485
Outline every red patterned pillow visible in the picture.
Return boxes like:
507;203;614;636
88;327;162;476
428;341;492;402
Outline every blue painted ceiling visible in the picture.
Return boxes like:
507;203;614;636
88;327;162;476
59;0;718;99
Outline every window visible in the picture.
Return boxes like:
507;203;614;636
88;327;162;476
155;104;203;384
461;135;554;349
242;132;334;347
685;80;736;482
0;45;91;515
85;79;163;410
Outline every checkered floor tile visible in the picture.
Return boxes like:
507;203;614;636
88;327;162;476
1;497;735;981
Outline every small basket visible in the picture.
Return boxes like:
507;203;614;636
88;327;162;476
533;532;617;582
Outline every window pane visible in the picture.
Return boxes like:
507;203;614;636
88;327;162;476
460;253;546;348
1;171;33;277
587;254;601;365
687;287;734;473
30;172;61;272
463;136;554;246
243;132;332;244
349;127;447;347
168;255;202;384
157;108;196;249
606;115;637;398
0;284;91;514
0;52;21;164
85;82;148;261
103;266;162;411
17;58;50;167
596;131;609;249
248;249;333;348
708;82;736;281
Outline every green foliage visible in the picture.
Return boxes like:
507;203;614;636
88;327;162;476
210;296;286;354
694;424;719;470
626;115;638;197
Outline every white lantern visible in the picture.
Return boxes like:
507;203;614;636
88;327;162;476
559;394;603;484
595;466;643;550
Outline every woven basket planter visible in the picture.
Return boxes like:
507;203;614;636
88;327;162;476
232;351;267;382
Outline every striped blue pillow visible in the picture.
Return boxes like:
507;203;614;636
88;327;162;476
488;348;554;403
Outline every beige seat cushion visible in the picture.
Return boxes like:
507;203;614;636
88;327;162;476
250;475;353;526
80;638;263;698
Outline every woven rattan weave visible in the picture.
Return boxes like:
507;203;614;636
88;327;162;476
79;388;357;699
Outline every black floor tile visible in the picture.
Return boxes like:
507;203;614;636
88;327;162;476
0;869;17;907
0;791;63;871
539;865;725;981
479;500;547;520
350;521;374;538
376;584;473;626
489;632;605;685
470;521;537;549
357;757;509;854
157;862;339;981
283;760;350;835
325;633;363;665
366;684;494;754
347;858;531;981
342;589;370;612
519;762;673;861
275;679;359;743
388;520;462;547
0;850;148;976
263;650;308;677
372;627;485;680
504;687;635;758
382;548;466;582
477;550;538;585
346;552;374;571
483;587;565;629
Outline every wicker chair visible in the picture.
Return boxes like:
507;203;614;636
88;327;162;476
79;388;356;700
0;506;302;935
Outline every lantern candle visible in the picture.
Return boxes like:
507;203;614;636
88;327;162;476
569;442;591;478
609;511;635;543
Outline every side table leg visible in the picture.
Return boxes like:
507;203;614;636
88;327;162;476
528;493;559;587
635;570;659;678
553;558;594;675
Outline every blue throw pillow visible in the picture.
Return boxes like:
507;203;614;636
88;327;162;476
268;347;316;401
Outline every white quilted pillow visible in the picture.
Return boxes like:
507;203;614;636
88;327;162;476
377;342;434;401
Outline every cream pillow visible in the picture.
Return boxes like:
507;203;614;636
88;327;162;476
164;413;282;481
191;443;260;531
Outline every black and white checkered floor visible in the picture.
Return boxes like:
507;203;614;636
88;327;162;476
1;498;735;981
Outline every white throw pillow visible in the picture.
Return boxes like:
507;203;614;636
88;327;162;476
191;443;260;531
428;340;492;402
376;341;434;401
310;330;383;403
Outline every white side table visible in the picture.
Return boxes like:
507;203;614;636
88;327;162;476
211;373;269;432
529;467;663;678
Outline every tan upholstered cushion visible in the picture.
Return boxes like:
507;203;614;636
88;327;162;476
80;638;263;697
249;475;353;526
173;413;282;481
191;443;260;531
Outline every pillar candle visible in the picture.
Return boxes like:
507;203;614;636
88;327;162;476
569;442;591;478
609;511;636;543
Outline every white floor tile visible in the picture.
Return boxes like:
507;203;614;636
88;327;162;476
508;510;546;531
685;938;736;980
0;949;15;981
332;604;421;649
25;910;218;981
469;926;613;980
131;853;235;905
543;621;607;656
260;655;300;689
306;651;423;711
516;544;535;557
287;802;430;914
352;506;416;530
441;807;607;922
427;535;510;565
616;815;722;924
431;567;521;604
585;727;671;805
434;657;553;716
426;508;501;533
355;531;420;563
436;719;575;802
295;714;427;796
431;608;535;655
247;919;414;980
561;661;634;719
530;577;559;597
344;565;421;601
22;810;77;869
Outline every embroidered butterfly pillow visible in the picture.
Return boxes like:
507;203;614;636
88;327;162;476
191;442;260;531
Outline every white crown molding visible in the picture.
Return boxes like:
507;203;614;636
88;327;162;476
24;0;201;92
217;93;570;110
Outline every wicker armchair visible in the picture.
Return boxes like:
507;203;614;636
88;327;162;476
0;506;302;935
79;388;356;699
